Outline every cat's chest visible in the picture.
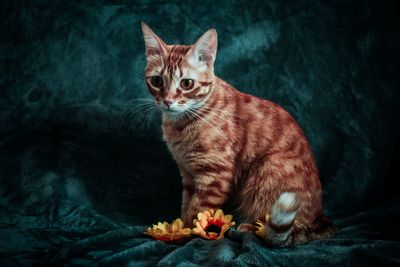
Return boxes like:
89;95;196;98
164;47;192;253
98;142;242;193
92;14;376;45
162;122;210;164
163;123;198;150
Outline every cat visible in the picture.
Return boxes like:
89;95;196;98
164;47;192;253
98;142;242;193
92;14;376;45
140;22;334;246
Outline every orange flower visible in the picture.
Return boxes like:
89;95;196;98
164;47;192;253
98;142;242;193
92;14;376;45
144;218;191;242
192;209;235;240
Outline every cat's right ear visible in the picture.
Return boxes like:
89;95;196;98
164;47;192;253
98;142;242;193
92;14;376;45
188;28;218;71
141;22;167;62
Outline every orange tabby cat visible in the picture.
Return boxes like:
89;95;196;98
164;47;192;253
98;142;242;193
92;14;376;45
141;22;334;246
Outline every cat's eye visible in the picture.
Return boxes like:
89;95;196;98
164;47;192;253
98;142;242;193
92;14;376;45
180;79;194;90
150;76;163;88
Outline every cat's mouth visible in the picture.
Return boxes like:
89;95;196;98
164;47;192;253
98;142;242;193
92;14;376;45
157;102;183;113
162;108;182;114
159;104;190;115
164;108;180;112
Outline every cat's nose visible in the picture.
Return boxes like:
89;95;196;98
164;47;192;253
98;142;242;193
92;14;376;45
163;99;173;108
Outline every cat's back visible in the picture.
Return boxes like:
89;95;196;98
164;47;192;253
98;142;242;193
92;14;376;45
217;77;294;122
217;78;315;167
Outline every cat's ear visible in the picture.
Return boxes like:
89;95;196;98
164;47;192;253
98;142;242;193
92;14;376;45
188;29;218;70
141;22;167;62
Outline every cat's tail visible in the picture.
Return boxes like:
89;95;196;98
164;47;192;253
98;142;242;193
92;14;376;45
264;192;300;246
265;192;336;246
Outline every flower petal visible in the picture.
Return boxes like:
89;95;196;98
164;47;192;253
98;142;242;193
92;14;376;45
255;220;266;238
199;212;210;228
223;214;233;224
204;210;213;218
214;209;223;220
176;218;184;228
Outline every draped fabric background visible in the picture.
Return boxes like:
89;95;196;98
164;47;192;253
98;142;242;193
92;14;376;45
1;0;399;266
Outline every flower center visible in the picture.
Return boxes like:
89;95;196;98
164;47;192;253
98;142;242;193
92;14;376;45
205;224;221;235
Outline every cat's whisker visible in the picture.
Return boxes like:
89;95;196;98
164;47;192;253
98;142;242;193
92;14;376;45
127;98;155;103
125;100;155;110
193;110;227;127
193;107;232;126
129;100;155;108
140;106;158;128
200;106;244;119
134;104;156;122
129;106;158;132
188;107;221;125
184;110;198;123
176;111;187;121
123;102;155;121
187;108;228;140
125;105;154;119
125;100;155;111
194;106;239;122
186;109;210;128
122;101;159;132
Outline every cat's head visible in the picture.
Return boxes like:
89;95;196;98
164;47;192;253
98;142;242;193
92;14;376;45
141;22;217;117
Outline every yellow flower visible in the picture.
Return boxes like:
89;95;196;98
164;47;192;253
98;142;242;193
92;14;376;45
144;218;191;242
192;209;235;240
255;214;270;238
255;220;266;238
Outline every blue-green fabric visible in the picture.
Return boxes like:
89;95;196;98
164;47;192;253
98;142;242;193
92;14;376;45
1;0;399;266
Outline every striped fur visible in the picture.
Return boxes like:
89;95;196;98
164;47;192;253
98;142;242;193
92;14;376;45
141;23;334;246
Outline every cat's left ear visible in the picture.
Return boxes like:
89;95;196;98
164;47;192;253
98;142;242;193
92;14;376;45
141;22;168;62
188;29;218;70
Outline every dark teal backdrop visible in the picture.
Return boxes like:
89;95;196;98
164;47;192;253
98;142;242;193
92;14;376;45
1;1;399;266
